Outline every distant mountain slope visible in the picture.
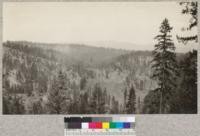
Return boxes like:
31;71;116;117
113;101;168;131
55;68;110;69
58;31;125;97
83;41;153;51
4;41;130;67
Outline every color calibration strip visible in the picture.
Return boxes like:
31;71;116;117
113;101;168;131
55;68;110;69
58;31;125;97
64;117;135;129
64;117;136;136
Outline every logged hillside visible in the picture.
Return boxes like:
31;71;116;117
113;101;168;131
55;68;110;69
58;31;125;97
3;41;157;114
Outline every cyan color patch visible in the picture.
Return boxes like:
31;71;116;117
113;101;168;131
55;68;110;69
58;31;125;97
115;122;123;128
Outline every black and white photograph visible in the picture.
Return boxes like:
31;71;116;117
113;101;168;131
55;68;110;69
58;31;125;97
2;2;198;114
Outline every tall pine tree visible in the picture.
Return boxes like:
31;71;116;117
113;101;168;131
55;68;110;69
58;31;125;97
151;18;177;113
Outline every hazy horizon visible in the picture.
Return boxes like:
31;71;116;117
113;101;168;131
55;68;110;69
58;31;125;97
3;2;197;52
4;39;197;53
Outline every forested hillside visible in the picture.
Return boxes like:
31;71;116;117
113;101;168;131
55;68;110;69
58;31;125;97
3;41;156;114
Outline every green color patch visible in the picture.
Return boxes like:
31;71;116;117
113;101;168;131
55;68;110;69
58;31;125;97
110;122;116;128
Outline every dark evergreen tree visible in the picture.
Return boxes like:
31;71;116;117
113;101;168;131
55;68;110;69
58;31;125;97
90;83;106;114
106;94;111;112
46;70;68;114
30;99;43;114
142;90;160;114
3;94;25;114
99;88;107;114
126;85;136;114
123;88;127;113
137;97;141;114
13;95;25;114
3;94;11;114
25;78;34;97
151;18;177;113
80;77;87;90
171;50;197;113
79;92;89;114
89;84;98;114
180;50;197;113
110;96;119;114
30;62;38;81
68;100;79;114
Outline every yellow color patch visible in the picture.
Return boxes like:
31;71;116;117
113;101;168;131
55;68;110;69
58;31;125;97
102;122;110;129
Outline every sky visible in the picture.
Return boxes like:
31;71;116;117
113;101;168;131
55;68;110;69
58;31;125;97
3;2;197;52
